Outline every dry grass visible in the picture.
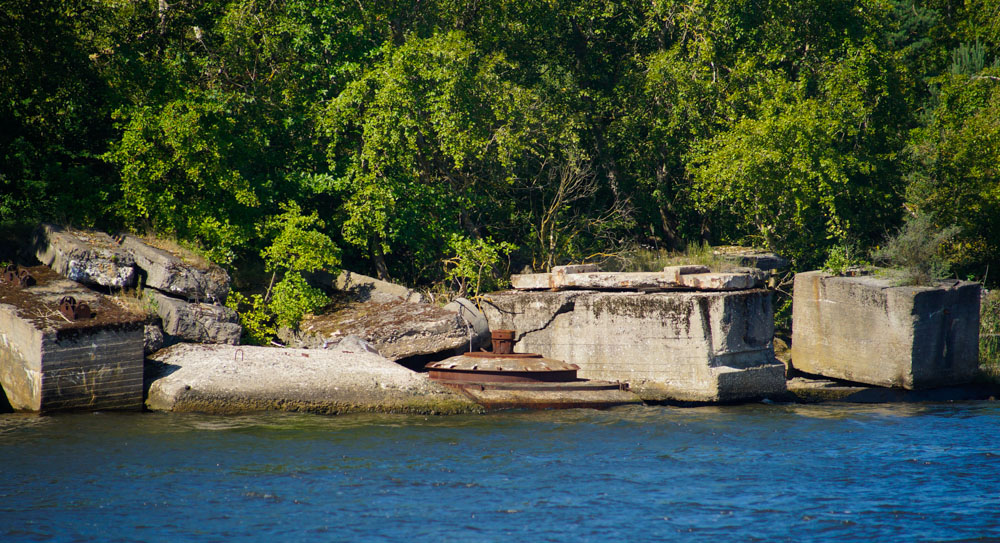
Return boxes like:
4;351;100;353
612;243;740;273
109;288;154;318
141;234;214;271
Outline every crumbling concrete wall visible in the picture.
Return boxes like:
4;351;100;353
480;289;786;403
791;271;980;389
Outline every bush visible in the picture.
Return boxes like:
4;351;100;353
871;215;960;285
443;235;516;298
823;243;869;275
269;272;330;331
982;290;1000;370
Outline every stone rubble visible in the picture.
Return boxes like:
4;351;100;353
30;224;241;346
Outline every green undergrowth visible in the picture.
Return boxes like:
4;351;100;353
980;289;1000;381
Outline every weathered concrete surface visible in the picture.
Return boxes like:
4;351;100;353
146;290;241;345
145;343;481;415
510;269;760;292
0;266;145;412
480;289;786;403
334;270;426;303
286;299;479;360
791;272;981;389
32;224;137;288
122;236;230;302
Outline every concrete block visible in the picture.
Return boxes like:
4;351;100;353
552;264;601;274
712;246;789;270
510;269;759;292
145;343;479;415
121;235;230;302
790;271;980;389
0;266;145;412
480;289;786;403
32;224;137;288
287;299;477;360
146;290;241;345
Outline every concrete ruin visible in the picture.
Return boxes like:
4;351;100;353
32;223;137;289
790;271;981;389
0;266;145;412
31;224;241;346
481;265;786;403
145;342;480;415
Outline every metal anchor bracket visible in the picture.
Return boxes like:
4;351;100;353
58;296;94;321
2;265;35;288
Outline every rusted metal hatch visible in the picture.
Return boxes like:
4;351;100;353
425;329;641;410
425;329;581;384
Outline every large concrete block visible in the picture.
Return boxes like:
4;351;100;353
121;235;230;302
480;289;785;402
32;224;137;288
287;299;479;360
0;266;145;412
790;271;980;389
146;290;241;346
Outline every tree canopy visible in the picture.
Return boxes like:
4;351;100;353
3;0;999;289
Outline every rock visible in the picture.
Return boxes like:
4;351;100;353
334;270;425;303
32;223;137;289
145;289;241;345
333;334;380;355
121;235;230;302
443;297;490;349
290;299;477;360
144;322;165;355
144;343;481;415
479;289;786;403
790;271;981;389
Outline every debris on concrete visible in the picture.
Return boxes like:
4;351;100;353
510;264;762;292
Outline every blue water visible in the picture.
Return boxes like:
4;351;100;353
2;403;1000;542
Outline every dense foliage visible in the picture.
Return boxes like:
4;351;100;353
3;0;1000;294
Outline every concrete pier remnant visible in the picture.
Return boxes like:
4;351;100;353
480;287;786;403
790;271;981;389
145;343;480;415
0;266;145;412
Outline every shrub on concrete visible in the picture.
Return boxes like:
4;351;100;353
871;215;960;286
981;290;1000;371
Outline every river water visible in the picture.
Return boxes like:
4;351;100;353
2;402;999;542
